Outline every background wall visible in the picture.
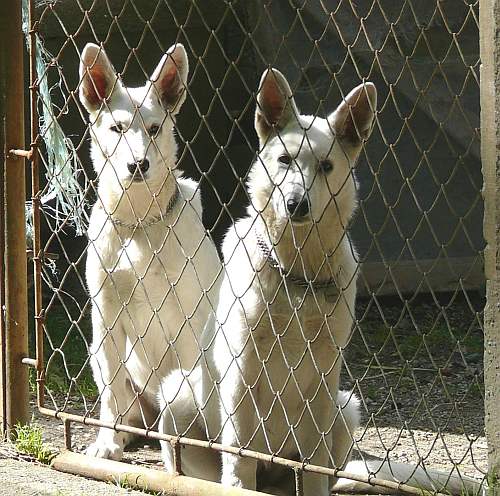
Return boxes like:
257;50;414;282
34;0;484;295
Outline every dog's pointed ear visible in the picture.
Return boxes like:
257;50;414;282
328;82;377;145
79;43;118;114
255;68;299;142
150;44;189;115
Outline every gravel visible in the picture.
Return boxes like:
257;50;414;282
0;455;153;496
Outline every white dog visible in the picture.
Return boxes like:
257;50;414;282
79;42;221;460
160;68;373;494
159;69;482;496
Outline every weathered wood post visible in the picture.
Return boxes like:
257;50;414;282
480;0;500;492
0;0;29;437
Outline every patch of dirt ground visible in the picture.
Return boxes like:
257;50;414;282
0;453;153;495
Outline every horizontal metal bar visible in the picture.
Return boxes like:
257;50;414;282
26;250;59;261
21;357;36;367
8;148;32;160
38;406;440;496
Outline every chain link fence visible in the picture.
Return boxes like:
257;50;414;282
11;0;493;494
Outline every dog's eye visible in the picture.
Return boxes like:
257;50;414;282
110;123;123;133
320;160;333;173
148;125;160;136
278;154;292;165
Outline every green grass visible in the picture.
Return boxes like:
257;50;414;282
350;294;484;369
112;474;138;490
486;472;499;496
14;421;56;464
28;285;98;400
111;474;165;494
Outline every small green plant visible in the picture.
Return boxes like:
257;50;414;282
28;368;37;393
487;471;499;496
14;420;56;464
114;474;131;489
111;474;165;494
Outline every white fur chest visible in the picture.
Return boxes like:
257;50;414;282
223;237;355;361
88;218;180;307
245;265;348;393
215;220;357;440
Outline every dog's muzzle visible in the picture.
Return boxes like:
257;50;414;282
286;195;310;221
127;159;150;181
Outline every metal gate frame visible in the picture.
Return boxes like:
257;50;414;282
0;0;498;494
0;0;30;438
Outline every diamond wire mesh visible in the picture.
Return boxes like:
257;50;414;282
27;0;485;494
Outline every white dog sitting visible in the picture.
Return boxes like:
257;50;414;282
159;69;482;496
159;68;373;494
79;42;221;460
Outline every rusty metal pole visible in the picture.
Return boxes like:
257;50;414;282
480;0;500;490
0;33;7;436
0;0;29;437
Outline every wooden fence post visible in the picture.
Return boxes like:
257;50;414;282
480;0;500;491
0;0;29;437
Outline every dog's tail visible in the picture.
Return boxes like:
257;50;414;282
332;391;485;495
332;458;485;495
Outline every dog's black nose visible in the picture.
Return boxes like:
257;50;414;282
138;159;149;173
286;197;310;219
127;159;150;176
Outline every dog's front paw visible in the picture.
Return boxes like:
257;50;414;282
85;440;123;460
221;474;245;488
220;455;257;489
